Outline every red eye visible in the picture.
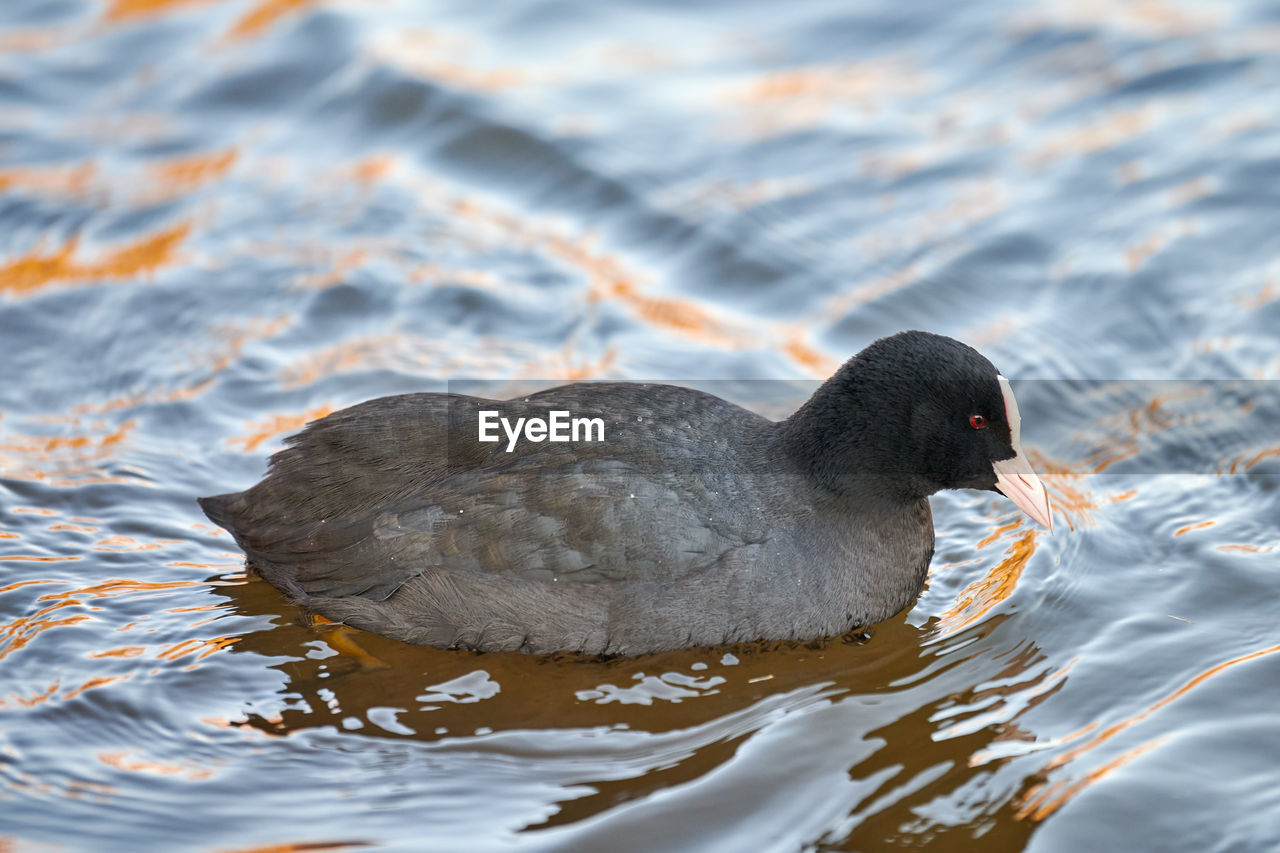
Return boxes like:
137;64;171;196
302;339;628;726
969;414;987;429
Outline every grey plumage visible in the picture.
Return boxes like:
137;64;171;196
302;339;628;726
201;331;1030;655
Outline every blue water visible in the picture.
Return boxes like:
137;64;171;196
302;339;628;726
2;0;1279;850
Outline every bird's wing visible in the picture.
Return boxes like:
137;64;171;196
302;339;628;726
200;388;768;602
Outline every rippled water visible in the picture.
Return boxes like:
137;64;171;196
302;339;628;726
3;0;1280;850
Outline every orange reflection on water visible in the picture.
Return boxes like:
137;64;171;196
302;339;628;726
446;194;783;357
782;334;838;376
726;60;929;136
63;674;132;701
277;325;553;387
93;535;184;552
98;750;213;781
253;167;857;385
0;162;96;197
1216;543;1278;554
168;562;242;574
522;342;618;383
155;635;240;662
1016;641;1280;820
0;579;60;595
11;314;289;452
605;278;743;346
1124;219;1195;271
1237;280;1280;312
1226;444;1280;474
55;315;289;423
0;27;69;53
1027;449;1139;531
369;29;536;94
228;405;335;453
1016;739;1163;821
2;682;59;709
0;418;138;487
938;529;1039;635
229;0;316;39
1165;175;1216;207
288;249;368;291
1024;105;1161;168
858;142;952;182
1072;384;1211;475
68;377;212;417
818;257;931;320
166;603;223;614
149;149;238;193
0;673;133;710
539;228;752;349
89;646;147;659
975;519;1022;550
442;192;836;369
0;760;116;804
105;0;211;21
0;599;93;663
39;579;201;600
49;523;99;533
855;180;1008;255
0;221;190;296
1173;520;1215;537
345;155;396;185
280;333;454;387
656;176;814;217
1011;0;1223;39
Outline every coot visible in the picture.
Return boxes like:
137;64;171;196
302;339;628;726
200;331;1052;654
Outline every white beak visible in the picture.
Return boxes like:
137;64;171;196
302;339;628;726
993;376;1054;531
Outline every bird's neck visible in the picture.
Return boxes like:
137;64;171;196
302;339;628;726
774;362;932;502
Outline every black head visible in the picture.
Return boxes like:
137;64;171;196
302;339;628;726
781;331;1053;527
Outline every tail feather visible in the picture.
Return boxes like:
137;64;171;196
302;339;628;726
197;493;237;531
198;493;316;603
